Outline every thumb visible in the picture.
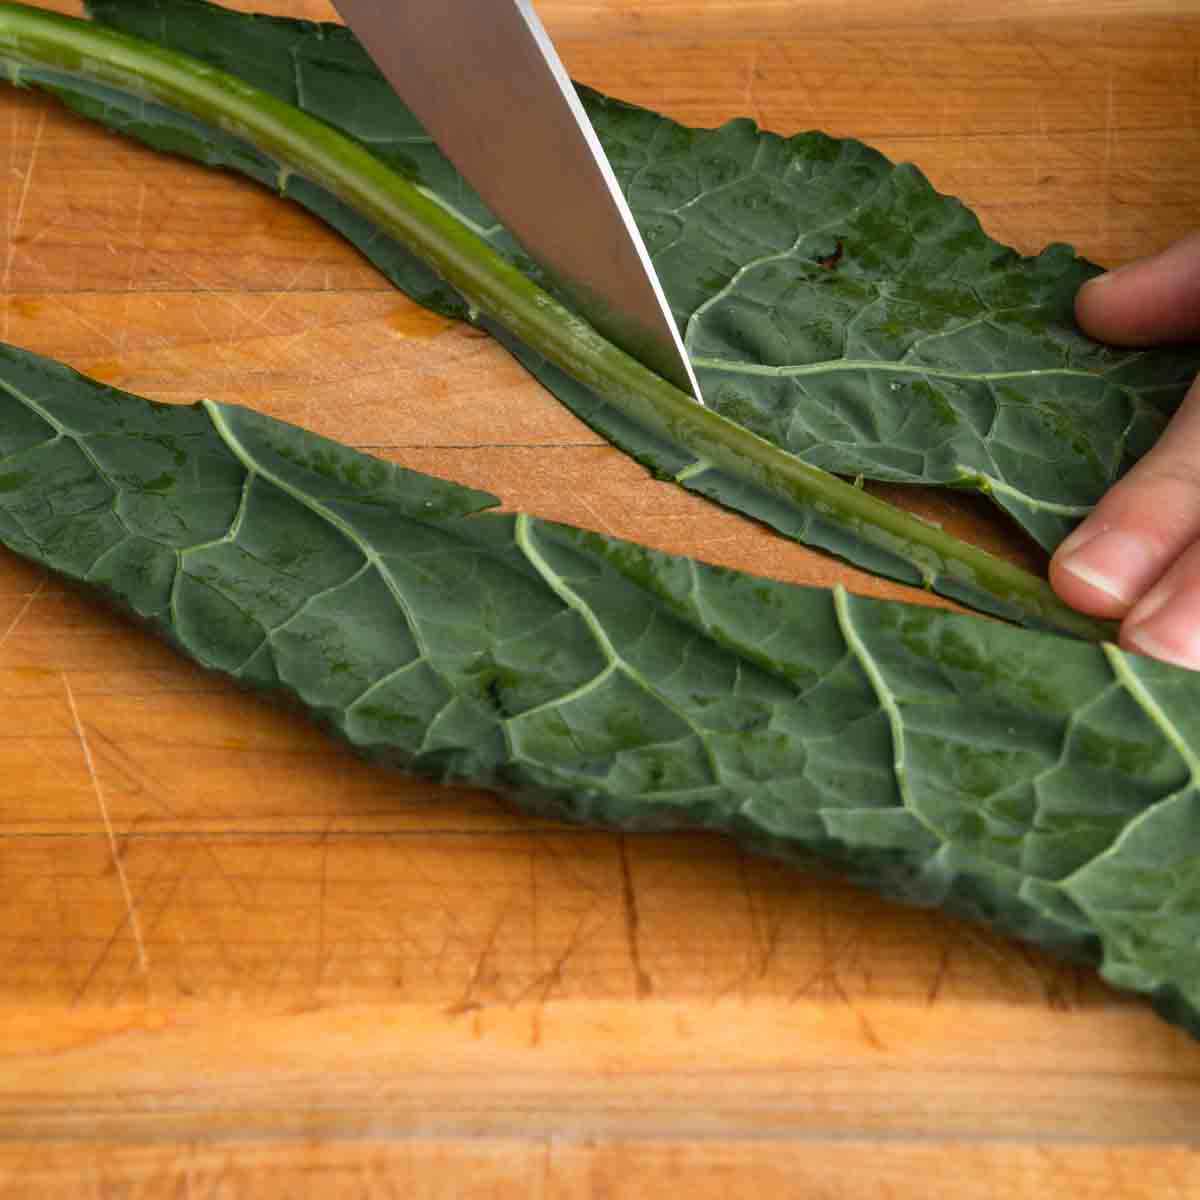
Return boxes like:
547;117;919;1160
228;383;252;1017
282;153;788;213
1076;231;1200;347
1050;374;1200;626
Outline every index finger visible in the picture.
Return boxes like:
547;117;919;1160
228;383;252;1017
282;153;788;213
1076;231;1200;347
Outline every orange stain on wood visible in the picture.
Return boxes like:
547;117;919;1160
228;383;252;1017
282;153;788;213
83;359;127;386
8;297;43;321
386;304;457;340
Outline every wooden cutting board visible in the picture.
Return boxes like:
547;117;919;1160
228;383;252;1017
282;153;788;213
2;1;1199;1194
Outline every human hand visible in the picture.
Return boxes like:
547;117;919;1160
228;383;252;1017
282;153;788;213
1050;233;1200;668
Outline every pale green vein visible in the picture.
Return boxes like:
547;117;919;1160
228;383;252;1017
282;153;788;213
670;136;769;222
341;653;434;715
828;585;957;856
180;467;255;557
692;355;1131;389
1104;644;1200;783
513;513;722;784
513;514;622;670
953;467;1095;518
0;378;141;553
203;400;432;664
1052;647;1200;898
0;375;64;435
832;586;908;793
680;166;893;348
672;459;710;484
507;658;618;725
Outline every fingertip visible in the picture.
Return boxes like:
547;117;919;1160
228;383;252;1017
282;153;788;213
1050;563;1131;620
1122;629;1200;672
1123;601;1200;672
1074;264;1142;346
1049;527;1164;619
1075;232;1200;346
1073;267;1112;315
1120;544;1200;672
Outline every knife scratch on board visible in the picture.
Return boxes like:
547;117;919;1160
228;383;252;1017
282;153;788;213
0;577;43;653
1;108;45;345
61;671;149;975
445;899;513;1016
1102;67;1118;246
617;836;653;998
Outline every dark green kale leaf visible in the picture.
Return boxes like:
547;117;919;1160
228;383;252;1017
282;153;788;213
2;340;1200;1036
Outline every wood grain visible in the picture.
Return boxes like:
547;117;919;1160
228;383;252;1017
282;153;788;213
2;1;1199;1195
2;1139;1198;1200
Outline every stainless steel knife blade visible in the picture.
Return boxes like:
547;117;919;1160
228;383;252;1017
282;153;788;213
330;0;703;403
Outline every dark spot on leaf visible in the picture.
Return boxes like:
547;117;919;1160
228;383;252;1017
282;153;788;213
814;240;844;271
484;675;506;714
0;470;32;494
140;472;175;493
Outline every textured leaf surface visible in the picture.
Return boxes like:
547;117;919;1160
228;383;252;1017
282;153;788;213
77;0;1200;556
2;341;1200;1034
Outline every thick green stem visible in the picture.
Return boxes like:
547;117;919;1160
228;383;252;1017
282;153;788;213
0;1;1113;641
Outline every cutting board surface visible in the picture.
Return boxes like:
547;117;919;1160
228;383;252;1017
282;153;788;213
2;2;1200;1195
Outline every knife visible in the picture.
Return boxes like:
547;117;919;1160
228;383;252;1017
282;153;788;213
330;0;703;404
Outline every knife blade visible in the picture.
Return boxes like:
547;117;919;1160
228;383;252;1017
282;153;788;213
330;0;703;403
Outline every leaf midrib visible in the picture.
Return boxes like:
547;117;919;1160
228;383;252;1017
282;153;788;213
692;356;1139;387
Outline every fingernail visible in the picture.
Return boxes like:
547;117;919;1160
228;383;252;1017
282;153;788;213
1055;529;1163;607
1125;583;1200;671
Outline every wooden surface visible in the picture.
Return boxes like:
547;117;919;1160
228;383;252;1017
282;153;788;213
2;1;1200;1194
